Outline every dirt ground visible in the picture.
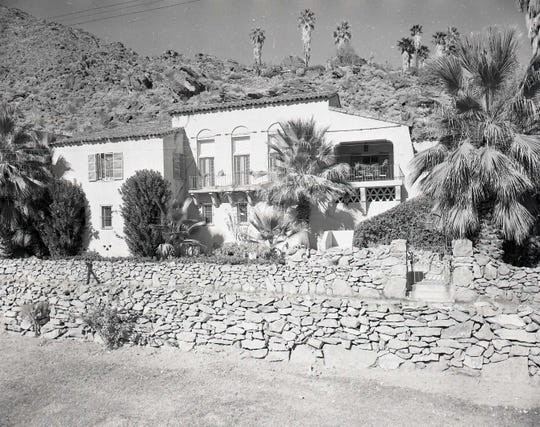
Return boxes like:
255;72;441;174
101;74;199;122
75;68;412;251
0;333;539;427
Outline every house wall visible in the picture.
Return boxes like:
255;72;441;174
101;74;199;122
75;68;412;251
172;100;415;247
54;136;183;257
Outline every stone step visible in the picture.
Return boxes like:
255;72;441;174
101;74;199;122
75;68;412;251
410;281;453;303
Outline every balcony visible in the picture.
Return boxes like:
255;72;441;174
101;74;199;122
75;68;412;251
188;172;271;191
347;163;403;182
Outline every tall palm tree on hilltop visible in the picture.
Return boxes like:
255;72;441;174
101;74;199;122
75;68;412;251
409;28;540;244
432;31;447;57
516;0;540;57
333;21;352;48
249;28;266;75
262;119;351;226
397;37;415;72
298;9;316;67
410;24;423;68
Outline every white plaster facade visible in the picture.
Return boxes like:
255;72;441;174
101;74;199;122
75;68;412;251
53;130;185;256
171;93;415;248
53;93;416;256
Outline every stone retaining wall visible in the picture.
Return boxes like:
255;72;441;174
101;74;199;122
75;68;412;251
0;240;407;299
1;270;539;378
451;240;540;305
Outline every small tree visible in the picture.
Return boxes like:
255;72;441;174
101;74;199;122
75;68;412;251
39;180;88;256
119;170;171;257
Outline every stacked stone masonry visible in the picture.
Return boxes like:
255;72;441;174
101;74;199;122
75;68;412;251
0;252;539;378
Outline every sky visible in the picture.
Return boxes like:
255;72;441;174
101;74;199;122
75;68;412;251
1;0;531;66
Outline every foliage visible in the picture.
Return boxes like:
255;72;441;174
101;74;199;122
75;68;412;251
119;170;171;257
0;106;53;257
353;197;448;252
261;118;351;225
212;241;285;264
333;44;364;67
38;179;88;256
248;206;298;248
19;300;50;336
515;0;540;57
83;303;140;349
152;197;206;257
333;21;352;47
409;27;540;244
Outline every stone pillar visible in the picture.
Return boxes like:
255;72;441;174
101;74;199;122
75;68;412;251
360;187;367;215
451;239;477;302
395;185;401;202
382;239;407;299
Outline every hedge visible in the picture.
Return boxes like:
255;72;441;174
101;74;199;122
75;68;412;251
353;197;448;253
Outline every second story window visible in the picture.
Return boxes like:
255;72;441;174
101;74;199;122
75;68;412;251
198;157;215;187
101;205;113;229
233;155;250;186
88;152;123;182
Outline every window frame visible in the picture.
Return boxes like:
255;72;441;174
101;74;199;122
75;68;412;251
237;202;248;224
100;205;113;230
200;203;213;225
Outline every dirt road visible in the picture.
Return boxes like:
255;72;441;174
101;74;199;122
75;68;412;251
0;333;538;426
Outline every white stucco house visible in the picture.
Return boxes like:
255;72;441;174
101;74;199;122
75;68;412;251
54;92;416;256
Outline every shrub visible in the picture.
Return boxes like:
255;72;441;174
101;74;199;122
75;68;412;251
353;197;448;253
20;301;50;336
83;304;139;349
119;170;171;257
39;180;89;256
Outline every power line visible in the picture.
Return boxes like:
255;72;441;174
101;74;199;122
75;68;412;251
56;0;164;24
47;0;157;19
69;0;203;26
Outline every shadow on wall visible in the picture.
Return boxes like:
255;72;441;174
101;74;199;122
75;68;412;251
310;204;362;247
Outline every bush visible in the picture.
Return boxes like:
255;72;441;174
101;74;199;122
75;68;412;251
119;170;171;257
39;180;88;256
83;304;140;349
353;197;448;253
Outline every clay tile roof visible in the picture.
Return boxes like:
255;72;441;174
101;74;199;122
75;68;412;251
169;91;339;115
52;122;182;146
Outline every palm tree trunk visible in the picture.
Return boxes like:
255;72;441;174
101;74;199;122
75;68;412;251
476;203;504;260
295;195;311;225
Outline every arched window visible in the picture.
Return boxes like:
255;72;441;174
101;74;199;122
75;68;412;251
231;126;251;185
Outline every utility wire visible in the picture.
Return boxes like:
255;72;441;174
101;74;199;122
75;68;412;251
55;0;164;24
47;0;157;19
69;0;202;26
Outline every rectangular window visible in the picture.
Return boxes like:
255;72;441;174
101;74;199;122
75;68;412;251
268;152;279;172
201;204;213;224
198;157;215;187
233;155;250;185
237;202;248;223
101;206;112;229
89;152;123;181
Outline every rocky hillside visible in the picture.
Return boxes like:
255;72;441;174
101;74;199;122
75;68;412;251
0;6;440;140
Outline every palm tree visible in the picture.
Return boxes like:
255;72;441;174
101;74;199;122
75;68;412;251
516;0;540;57
333;21;352;48
397;37;415;72
298;9;316;67
409;28;540;245
248;206;298;250
0;106;53;255
432;31;447;57
417;45;430;67
444;27;460;55
410;24;423;68
249;28;266;75
262;118;351;225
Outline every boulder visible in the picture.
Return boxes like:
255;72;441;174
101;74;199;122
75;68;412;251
383;277;406;299
378;353;403;370
453;267;473;287
324;346;377;369
489;314;525;329
441;321;474;339
453;239;473;257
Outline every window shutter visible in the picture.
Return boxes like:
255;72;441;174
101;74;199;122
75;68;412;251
113;152;123;180
88;154;97;181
